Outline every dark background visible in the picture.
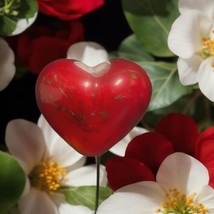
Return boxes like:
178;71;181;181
0;0;132;147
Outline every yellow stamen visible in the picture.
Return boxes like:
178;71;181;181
156;188;208;214
30;161;67;193
201;35;214;58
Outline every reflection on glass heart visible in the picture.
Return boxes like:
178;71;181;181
35;58;152;156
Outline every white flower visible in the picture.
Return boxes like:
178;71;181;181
5;115;107;214
0;38;15;91
12;13;38;36
97;153;214;214
109;126;148;156
66;41;108;67
168;0;214;101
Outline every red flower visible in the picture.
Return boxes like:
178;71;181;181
9;20;84;74
155;112;199;155
195;127;214;187
106;113;214;191
36;0;104;20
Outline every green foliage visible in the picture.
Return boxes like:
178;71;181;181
18;0;38;18
0;16;16;35
142;94;194;128
0;151;25;213
111;33;192;111
116;0;194;112
60;186;112;210
138;61;192;110
111;34;155;62
122;0;179;57
0;0;38;36
141;89;214;131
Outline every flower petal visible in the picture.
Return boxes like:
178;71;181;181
21;177;31;197
51;193;93;214
97;181;165;214
195;127;214;188
19;188;58;214
198;57;214;102
157;153;209;194
6;119;45;174
178;0;214;20
168;10;211;58
177;55;201;85
66;41;108;66
196;185;214;211
38;114;60;147
38;115;85;167
106;156;154;191
65;165;107;187
59;204;93;214
156;113;199;155
0;38;15;91
47;139;86;169
125;132;174;174
195;127;214;163
210;25;214;39
110;126;148;156
12;13;38;36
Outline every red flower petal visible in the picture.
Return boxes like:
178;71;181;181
29;37;69;73
125;132;174;174
106;156;154;191
156;113;199;155
37;0;104;20
195;127;214;161
195;127;214;187
16;21;84;73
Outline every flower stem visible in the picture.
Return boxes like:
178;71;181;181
94;155;101;214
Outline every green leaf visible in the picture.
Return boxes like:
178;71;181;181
139;61;192;110
0;0;38;35
122;0;179;57
0;16;16;36
114;34;155;62
0;151;25;213
60;186;112;210
142;94;193;128
18;0;38;19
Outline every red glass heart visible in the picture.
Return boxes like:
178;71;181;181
35;58;152;156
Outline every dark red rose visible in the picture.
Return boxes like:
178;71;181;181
36;0;104;20
106;156;155;191
195;127;214;188
11;20;84;74
106;113;214;191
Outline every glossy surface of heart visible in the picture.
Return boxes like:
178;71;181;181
36;58;152;156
